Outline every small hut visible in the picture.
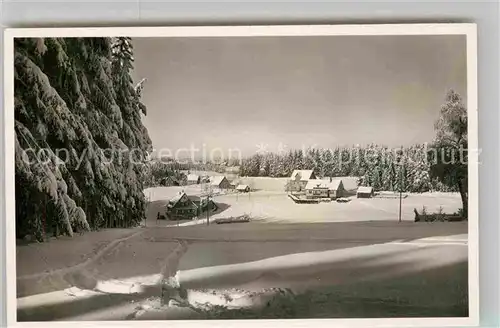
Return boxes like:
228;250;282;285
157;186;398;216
357;186;374;198
186;174;200;185
236;184;250;192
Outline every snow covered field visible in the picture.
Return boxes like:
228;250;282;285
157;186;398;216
16;184;465;321
17;224;468;321
144;185;462;224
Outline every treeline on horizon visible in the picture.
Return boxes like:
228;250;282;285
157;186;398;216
237;144;455;192
155;143;456;193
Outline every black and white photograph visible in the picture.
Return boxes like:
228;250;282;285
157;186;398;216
4;24;478;326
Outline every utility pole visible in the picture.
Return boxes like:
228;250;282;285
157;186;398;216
398;145;404;223
43;194;47;241
202;181;212;226
206;195;210;226
399;172;402;223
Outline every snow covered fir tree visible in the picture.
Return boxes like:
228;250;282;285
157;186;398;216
15;37;152;241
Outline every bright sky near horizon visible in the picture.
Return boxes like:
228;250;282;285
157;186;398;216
132;35;467;157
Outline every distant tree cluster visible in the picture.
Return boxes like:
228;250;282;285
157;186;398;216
15;37;152;240
173;161;228;174
142;162;186;187
238;144;453;193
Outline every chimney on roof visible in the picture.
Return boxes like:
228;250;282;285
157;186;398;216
330;176;332;182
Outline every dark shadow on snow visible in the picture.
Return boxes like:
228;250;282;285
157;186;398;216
17;247;468;321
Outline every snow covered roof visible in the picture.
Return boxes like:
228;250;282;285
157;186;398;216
290;170;315;181
305;180;325;190
321;176;358;191
357;186;374;194
305;179;343;191
167;192;189;208
236;184;250;190
187;174;199;181
329;179;343;191
209;176;226;186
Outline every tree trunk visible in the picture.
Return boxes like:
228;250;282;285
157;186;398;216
457;178;468;218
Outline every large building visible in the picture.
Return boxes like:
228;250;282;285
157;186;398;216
288;170;317;192
165;192;218;219
305;179;345;200
165;192;198;218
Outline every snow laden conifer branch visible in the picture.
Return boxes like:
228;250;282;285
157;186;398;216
14;37;152;241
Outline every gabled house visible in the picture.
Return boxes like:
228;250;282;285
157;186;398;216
288;170;317;192
305;180;329;199
305;179;345;200
166;192;198;218
328;179;345;199
209;176;231;189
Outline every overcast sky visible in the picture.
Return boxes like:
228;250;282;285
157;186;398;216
132;35;466;157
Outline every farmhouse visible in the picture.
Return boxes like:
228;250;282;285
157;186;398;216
322;176;359;196
305;179;345;200
166;192;198;218
186;174;200;185
289;169;317;192
328;179;345;199
236;184;250;192
209;176;231;189
305;180;329;199
357;186;374;198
